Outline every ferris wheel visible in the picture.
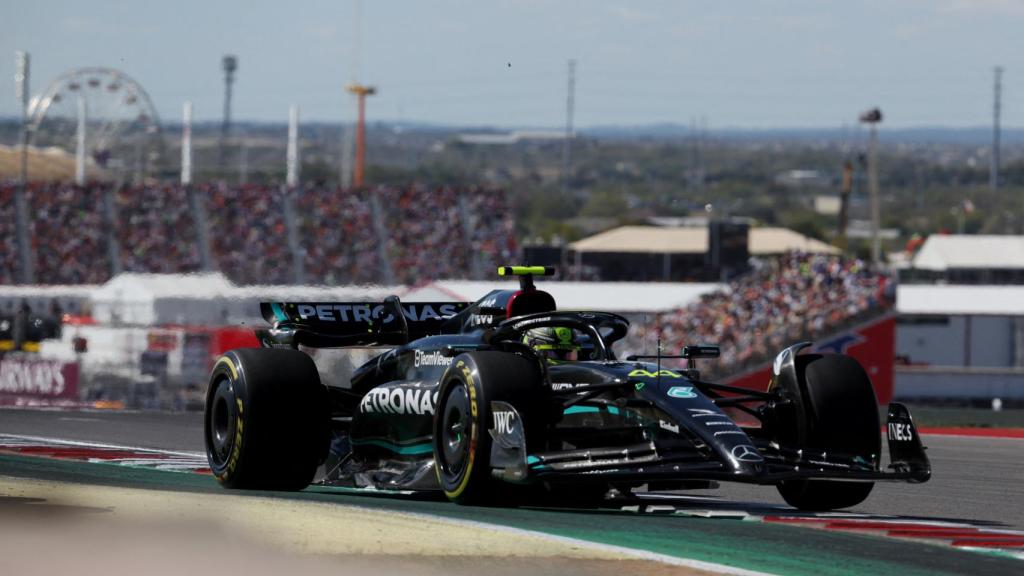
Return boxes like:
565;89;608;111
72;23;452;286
29;67;163;179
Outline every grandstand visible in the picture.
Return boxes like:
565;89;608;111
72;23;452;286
0;181;903;399
0;182;518;286
628;252;889;379
295;186;382;285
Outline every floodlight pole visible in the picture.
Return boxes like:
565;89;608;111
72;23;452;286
181;99;212;272
181;101;193;185
991;66;1003;191
859;108;882;266
836;159;853;246
75;95;87;186
562;59;576;195
14;50;34;284
286;104;300;188
219;55;238;176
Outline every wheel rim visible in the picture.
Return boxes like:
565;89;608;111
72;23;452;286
206;379;237;467
439;383;471;481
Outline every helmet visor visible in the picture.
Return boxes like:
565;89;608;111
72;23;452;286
534;344;579;361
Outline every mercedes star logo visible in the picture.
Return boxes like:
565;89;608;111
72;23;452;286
731;444;763;462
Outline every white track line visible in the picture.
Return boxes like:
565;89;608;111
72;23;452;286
0;433;204;458
346;505;777;576
0;433;776;576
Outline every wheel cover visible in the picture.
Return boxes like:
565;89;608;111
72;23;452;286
206;379;237;468
438;383;471;482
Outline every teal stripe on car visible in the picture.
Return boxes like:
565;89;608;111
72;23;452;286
351;439;433;455
563;405;621;416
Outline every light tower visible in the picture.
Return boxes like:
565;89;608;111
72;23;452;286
14;50;34;284
991;66;1003;191
859;107;883;266
346;83;375;187
562;59;576;195
219;55;238;173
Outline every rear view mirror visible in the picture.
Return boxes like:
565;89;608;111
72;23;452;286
682;345;720;359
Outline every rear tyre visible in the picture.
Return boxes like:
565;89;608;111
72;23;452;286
775;354;879;511
433;352;543;505
205;348;330;491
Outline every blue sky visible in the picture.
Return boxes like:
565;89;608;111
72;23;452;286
2;0;1023;128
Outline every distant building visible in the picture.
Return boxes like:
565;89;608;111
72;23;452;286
455;131;567;145
895;284;1024;400
774;169;831;188
564;224;837;282
893;235;1024;399
813;195;841;216
901;234;1024;284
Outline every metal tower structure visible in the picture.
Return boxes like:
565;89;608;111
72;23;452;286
339;0;363;188
30;67;163;182
991;66;1003;191
287;104;300;188
74;96;87;185
182;99;213;272
219;55;238;174
859;107;883;266
14;50;34;283
562;59;576;195
181;101;193;185
346;83;375;187
837;159;853;245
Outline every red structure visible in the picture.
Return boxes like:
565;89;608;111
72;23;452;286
724;315;896;405
346;83;376;187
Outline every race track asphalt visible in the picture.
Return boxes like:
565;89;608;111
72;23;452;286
1;408;1020;530
1;408;1023;575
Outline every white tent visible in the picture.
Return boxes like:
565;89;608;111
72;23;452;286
90;272;235;325
913;235;1024;271
90;272;402;326
567;225;839;256
897;284;1024;316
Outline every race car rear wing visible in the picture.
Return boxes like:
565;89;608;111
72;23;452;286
256;297;470;349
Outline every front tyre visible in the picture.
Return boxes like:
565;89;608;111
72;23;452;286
433;352;542;505
774;353;879;511
205;348;329;491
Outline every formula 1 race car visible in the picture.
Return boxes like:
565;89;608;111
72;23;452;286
204;266;930;510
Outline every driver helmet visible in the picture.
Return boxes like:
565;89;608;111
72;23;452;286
523;326;580;361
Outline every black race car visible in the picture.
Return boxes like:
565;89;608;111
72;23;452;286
204;266;930;510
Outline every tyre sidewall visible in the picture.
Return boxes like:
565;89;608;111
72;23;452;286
204;348;328;490
434;354;490;502
205;351;251;486
432;351;545;504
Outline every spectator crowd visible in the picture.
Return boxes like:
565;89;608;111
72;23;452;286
295;185;380;285
0;185;18;284
0;182;519;286
30;182;111;284
379;184;472;285
462;187;518;277
626;252;888;378
205;183;295;285
116;184;202;274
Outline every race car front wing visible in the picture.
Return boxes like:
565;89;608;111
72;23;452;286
490;402;931;486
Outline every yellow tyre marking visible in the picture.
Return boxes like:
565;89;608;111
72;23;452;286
212;355;241;480
225;397;245;477
446;360;478;500
214;356;239;379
